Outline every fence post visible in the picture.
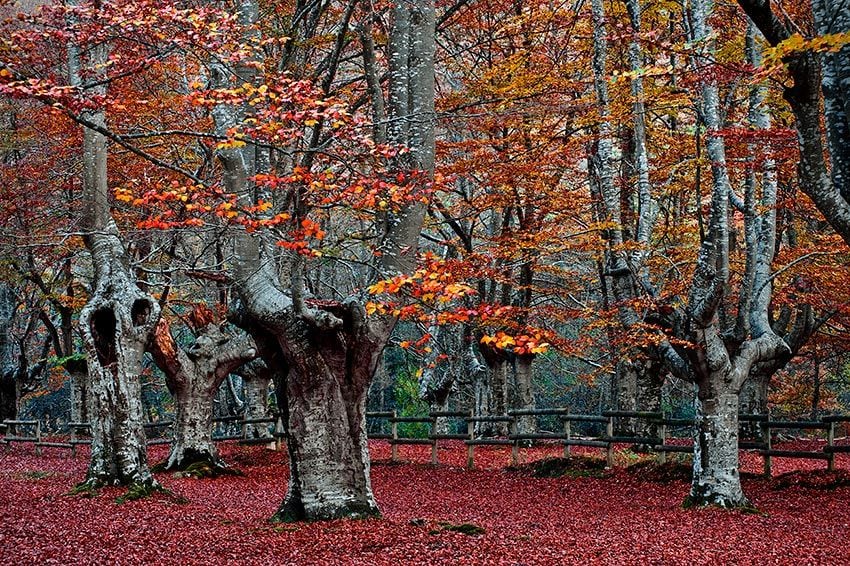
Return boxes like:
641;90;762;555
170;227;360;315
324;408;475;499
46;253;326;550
391;410;399;463
274;413;285;452
430;414;438;466
563;419;571;458
35;420;42;456
657;421;667;465
762;415;772;477
606;415;614;467
827;420;835;472
510;415;519;466
466;416;475;470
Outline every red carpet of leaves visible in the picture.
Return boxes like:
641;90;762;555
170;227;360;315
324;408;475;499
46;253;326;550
2;440;850;565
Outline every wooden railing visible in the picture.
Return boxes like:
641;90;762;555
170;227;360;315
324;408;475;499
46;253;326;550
365;410;850;472
6;410;849;472
2;413;286;456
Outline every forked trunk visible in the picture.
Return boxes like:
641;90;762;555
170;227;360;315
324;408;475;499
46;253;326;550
149;314;257;472
688;387;748;508
272;313;382;522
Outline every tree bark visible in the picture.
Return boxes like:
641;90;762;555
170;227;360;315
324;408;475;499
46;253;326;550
737;0;850;246
149;311;256;471
217;0;434;521
241;360;273;439
0;283;16;420
514;354;536;436
71;34;160;490
688;387;747;507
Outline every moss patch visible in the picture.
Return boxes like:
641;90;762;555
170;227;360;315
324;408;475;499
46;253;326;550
21;470;53;481
771;469;850;491
508;456;608;478
627;460;692;483
437;522;486;536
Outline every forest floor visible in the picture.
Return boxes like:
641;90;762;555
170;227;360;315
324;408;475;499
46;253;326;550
2;439;850;565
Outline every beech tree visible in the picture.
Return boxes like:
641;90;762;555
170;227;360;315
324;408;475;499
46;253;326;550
200;0;436;520
149;304;256;472
70;19;161;490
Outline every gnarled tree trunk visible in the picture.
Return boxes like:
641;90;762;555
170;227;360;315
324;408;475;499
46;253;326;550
72;36;160;490
149;306;256;471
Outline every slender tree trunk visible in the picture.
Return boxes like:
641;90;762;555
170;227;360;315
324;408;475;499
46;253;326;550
242;362;272;439
482;356;509;436
0;283;16;420
739;371;769;436
63;357;89;423
514;354;536;435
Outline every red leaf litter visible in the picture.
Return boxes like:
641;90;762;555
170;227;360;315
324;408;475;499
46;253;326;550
2;440;850;565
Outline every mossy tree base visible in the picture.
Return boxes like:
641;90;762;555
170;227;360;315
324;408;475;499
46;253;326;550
682;490;755;511
153;449;241;478
270;498;380;523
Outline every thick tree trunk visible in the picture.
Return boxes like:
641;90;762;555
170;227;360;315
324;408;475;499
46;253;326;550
79;289;157;488
149;311;256;471
269;308;383;522
170;380;219;468
688;386;748;508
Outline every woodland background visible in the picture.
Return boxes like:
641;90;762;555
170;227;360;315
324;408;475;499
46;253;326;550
0;0;849;519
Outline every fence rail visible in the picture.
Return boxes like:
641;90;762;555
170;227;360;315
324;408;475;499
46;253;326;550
3;413;286;456
365;410;850;472
6;409;849;472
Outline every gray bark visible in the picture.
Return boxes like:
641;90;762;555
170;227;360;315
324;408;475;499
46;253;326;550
240;359;273;439
674;0;790;507
0;284;16;420
813;0;850;200
737;0;850;246
514;355;536;435
71;33;160;489
149;319;256;470
219;0;435;521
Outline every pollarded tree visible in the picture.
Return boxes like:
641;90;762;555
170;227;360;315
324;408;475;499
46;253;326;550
71;25;161;490
199;0;436;521
148;304;256;472
653;0;791;507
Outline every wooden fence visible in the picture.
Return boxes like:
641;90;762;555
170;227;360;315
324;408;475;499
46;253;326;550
1;413;285;456
366;410;850;472
5;410;849;473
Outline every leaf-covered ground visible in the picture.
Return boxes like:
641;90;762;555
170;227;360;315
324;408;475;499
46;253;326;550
2;440;849;564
